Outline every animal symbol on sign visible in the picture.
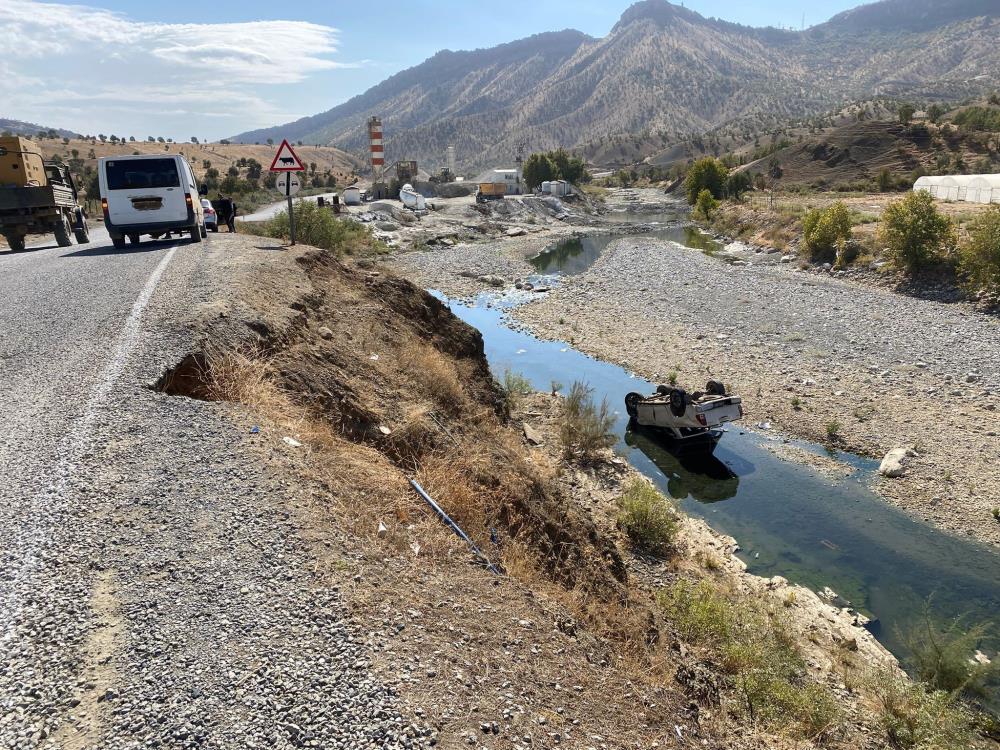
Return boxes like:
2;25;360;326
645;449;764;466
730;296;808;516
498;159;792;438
279;157;295;166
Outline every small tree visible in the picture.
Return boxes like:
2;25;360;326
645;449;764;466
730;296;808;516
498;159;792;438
522;152;557;190
191;136;199;144
266;138;274;146
694;188;718;219
927;104;944;124
684;157;728;204
802;201;852;263
898;103;915;126
726;170;752;199
959;206;1000;294
879;191;956;273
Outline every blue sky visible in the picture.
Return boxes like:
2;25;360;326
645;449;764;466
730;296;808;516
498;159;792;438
3;0;865;140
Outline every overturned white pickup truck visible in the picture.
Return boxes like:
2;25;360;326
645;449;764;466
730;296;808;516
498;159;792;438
625;381;742;451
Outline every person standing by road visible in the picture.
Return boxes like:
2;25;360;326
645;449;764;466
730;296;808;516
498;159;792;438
227;200;238;233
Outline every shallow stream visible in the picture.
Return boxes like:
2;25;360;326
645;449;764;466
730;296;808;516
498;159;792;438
433;218;1000;698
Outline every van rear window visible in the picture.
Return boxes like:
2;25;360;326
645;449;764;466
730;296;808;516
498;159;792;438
105;158;179;190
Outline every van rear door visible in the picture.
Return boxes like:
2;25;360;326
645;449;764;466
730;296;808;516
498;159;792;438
104;157;188;227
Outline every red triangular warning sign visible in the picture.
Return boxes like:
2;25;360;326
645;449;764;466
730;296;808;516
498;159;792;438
269;139;305;172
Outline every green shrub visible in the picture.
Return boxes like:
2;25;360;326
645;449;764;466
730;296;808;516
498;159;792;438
685;157;729;205
802;201;852;263
867;669;984;750
501;369;533;410
879;191;957;273
694;188;719;220
659;579;840;737
265;200;385;255
617;480;678;557
826;420;842;440
959;206;1000;295
901;605;996;697
559;381;615;463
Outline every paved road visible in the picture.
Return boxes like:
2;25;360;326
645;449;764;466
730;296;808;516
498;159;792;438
0;232;424;748
239;192;339;222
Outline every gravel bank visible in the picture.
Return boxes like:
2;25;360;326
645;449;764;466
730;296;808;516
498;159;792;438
514;237;1000;546
0;234;428;748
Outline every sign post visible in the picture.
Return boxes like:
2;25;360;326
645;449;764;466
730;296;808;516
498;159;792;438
268;139;306;246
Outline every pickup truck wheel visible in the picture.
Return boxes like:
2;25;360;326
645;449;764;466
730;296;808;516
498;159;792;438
54;214;73;247
189;225;202;244
128;233;141;245
73;218;90;244
111;235;126;250
625;392;642;419
5;234;25;252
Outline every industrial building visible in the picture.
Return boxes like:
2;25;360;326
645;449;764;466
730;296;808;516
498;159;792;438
474;168;522;195
914;174;1000;204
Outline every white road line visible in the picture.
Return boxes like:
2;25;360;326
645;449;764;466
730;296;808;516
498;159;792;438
0;245;178;639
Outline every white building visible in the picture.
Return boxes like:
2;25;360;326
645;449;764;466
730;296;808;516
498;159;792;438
914;174;1000;204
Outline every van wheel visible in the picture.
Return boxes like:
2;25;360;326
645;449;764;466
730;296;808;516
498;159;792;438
128;233;141;245
111;235;126;250
189;225;202;244
54;214;73;247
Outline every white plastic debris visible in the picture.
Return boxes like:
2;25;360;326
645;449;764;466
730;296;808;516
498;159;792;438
282;436;302;448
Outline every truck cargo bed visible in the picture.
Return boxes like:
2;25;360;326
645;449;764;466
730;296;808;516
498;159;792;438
0;184;76;213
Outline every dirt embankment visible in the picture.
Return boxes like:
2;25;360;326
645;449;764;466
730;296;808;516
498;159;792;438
159;236;982;749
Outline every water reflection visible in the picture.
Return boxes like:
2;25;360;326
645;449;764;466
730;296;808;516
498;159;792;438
529;225;721;276
625;425;744;503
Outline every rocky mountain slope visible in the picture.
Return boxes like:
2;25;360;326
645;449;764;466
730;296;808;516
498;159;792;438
233;0;1000;171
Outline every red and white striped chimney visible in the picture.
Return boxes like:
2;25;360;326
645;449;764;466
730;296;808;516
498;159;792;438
367;116;384;182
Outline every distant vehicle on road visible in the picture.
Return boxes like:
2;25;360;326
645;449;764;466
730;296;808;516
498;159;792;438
0;136;90;251
201;199;218;232
98;154;205;249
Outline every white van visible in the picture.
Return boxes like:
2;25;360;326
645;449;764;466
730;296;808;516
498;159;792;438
98;154;205;248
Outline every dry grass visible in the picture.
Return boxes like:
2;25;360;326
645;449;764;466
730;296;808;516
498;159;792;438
399;339;467;415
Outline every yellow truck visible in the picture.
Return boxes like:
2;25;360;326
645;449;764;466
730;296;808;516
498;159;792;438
0;136;89;251
475;182;507;203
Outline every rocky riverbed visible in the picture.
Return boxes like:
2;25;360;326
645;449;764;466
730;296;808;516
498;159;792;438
390;193;1000;548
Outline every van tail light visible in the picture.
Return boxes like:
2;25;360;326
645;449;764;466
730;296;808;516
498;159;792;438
696;414;707;426
185;194;193;208
101;197;109;218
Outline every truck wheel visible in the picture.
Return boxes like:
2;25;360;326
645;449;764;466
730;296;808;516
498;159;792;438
4;234;25;252
54;214;73;247
74;217;90;244
189;225;202;244
111;235;126;250
128;233;141;245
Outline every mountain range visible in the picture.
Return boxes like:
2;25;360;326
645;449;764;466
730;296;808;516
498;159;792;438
233;0;1000;171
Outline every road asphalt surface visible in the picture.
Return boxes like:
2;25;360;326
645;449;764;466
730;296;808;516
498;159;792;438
0;231;427;748
239;192;339;222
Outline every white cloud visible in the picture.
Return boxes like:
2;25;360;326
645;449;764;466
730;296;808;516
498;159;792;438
0;1;358;138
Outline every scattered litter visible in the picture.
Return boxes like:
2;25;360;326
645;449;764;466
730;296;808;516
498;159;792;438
282;436;302;448
756;422;771;430
378;425;392;436
674;725;683;740
410;541;421;556
249;425;259;434
369;353;380;361
377;521;387;538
